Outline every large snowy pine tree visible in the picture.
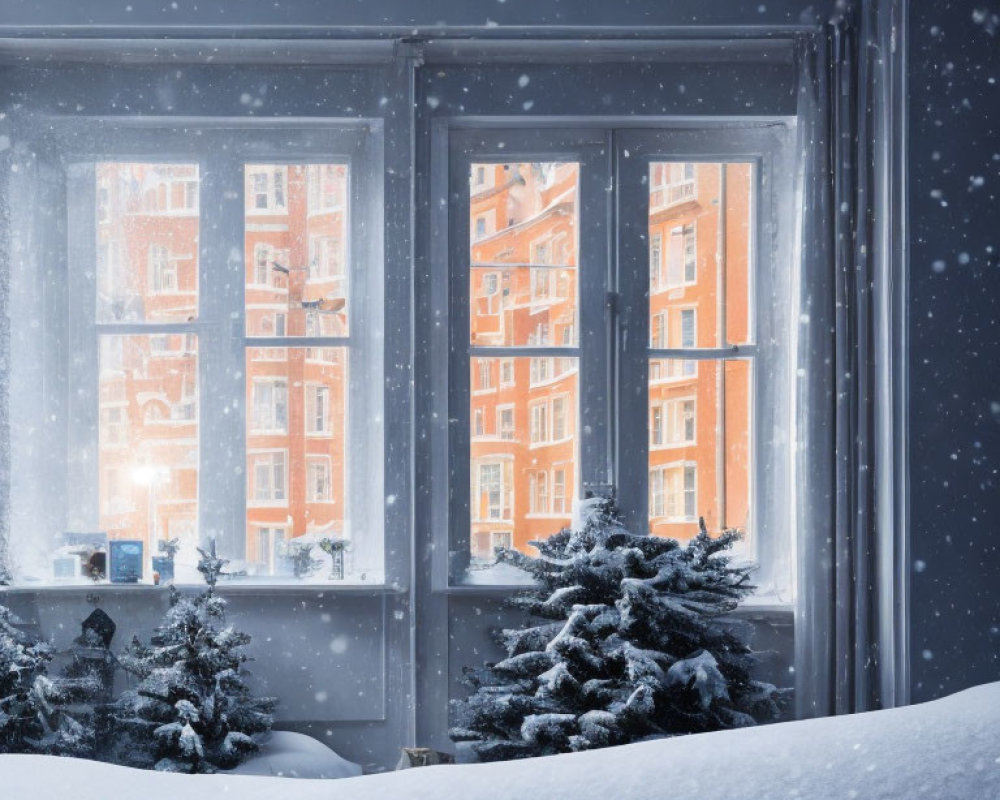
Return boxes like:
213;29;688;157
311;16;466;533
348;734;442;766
450;497;786;761
110;543;275;772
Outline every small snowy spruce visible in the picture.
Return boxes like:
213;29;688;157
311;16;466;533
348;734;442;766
110;543;275;772
450;497;785;761
0;603;97;757
0;604;51;753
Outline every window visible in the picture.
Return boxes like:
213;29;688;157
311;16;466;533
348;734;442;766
552;469;567;514
473;461;512;522
447;129;782;588
649;463;697;522
253;243;274;286
529;471;548;514
665;225;697;287
307;164;346;214
500;358;514;386
529;402;548;444
250;450;287;504
255;527;286;576
305;384;330;435
252;379;288;432
475;359;493;391
148;244;177;293
309;235;343;281
5;117;384;586
650;234;662;291
307;458;332;502
247;166;287;212
498;406;515;440
552;396;567;441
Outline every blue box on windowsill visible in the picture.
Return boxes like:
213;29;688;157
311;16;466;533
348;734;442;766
109;540;143;584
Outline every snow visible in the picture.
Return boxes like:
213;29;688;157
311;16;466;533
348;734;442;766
228;731;361;779
3;682;1000;798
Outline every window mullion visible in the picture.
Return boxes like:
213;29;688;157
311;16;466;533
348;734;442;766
578;142;614;497
614;141;652;535
198;153;246;560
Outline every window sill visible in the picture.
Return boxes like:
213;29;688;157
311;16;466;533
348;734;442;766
0;580;403;597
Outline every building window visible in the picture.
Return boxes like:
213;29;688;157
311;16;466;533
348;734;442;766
652;398;696;447
305;384;330;435
247;166;287;212
250;450;287;504
475;358;493;391
649;464;697;522
255;527;286;576
306;458;332;502
499;358;514;386
552;469;567;514
253;243;273;286
552;396;567;441
307;164;346;214
148;244;177;293
665;225;697;287
473;461;512;522
498;406;515;441
529;402;548;445
529;471;548;514
309;235;343;281
650;233;662;292
251;379;288;432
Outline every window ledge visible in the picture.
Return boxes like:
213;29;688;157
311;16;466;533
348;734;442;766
0;581;405;597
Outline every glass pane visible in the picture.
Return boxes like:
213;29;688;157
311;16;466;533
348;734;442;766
245;346;348;580
96;163;199;323
470;162;579;347
648;359;751;549
245;163;349;337
469;356;578;572
648;162;752;348
98;334;199;577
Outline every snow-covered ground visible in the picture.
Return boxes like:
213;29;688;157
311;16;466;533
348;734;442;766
3;682;999;799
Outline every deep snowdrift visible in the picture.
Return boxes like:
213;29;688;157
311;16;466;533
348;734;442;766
2;682;999;799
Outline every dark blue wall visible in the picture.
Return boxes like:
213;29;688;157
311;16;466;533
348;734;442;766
909;0;1000;701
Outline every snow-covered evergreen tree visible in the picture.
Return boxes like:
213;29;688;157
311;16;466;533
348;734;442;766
110;543;275;772
0;604;51;753
450;497;786;761
1;604;102;758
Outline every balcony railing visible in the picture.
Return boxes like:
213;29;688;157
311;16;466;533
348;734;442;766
650;179;696;211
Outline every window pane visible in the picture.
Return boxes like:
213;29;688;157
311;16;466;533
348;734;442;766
245;346;347;579
470;162;579;347
96;163;199;323
98;334;199;572
648;359;751;548
469;356;578;570
245;163;349;337
648;162;752;348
